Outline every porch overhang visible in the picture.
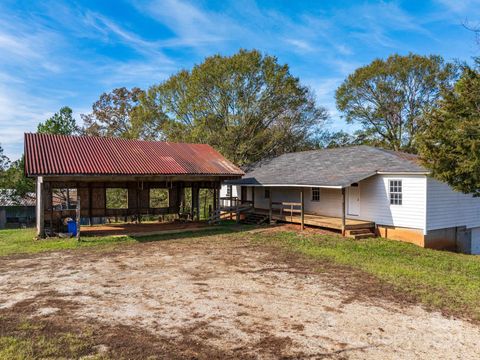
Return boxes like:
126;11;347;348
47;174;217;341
224;171;378;189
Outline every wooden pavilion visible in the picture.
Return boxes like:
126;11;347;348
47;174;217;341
24;133;243;238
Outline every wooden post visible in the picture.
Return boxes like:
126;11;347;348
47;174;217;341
251;186;255;209
66;188;70;210
47;183;53;234
229;185;233;220
213;186;217;212
88;184;93;226
341;188;346;236
196;186;200;221
179;182;185;215
76;197;81;241
36;176;45;238
203;189;207;220
137;182;141;224
268;188;272;224
190;186;194;221
300;189;304;230
215;185;220;219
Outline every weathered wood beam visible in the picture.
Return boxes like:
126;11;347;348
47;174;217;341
76;196;81;241
36;176;45;238
268;188;272;224
341;188;346;236
251;186;255;209
300;189;304;231
88;183;92;226
195;186;200;221
229;185;233;220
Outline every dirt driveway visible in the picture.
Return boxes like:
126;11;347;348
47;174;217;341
1;230;479;359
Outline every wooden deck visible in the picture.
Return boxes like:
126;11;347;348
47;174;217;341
253;209;374;230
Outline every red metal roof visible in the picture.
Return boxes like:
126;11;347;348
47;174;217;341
24;133;244;177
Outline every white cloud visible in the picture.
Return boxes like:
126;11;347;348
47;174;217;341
284;38;315;53
132;0;233;46
0;85;54;159
96;60;175;87
0;18;64;74
436;0;480;13
80;11;173;64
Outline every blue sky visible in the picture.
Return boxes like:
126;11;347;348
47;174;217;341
1;0;479;160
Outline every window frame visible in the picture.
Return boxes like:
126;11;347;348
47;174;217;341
226;185;232;198
311;187;320;202
389;179;403;205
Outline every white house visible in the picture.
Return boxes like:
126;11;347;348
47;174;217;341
223;146;480;254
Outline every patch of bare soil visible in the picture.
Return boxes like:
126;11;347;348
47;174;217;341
1;231;479;359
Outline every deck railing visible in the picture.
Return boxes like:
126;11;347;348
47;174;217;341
271;201;302;222
219;197;253;208
219;196;254;222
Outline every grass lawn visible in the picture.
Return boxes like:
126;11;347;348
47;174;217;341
0;222;245;257
254;230;480;321
0;318;98;360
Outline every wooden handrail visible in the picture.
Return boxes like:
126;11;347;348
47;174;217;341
271;201;301;206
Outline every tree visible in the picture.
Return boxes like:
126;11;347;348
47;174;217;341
0;145;10;194
312;130;362;149
141;49;327;165
1;106;77;202
417;60;480;196
0;156;35;201
335;53;457;152
0;144;9;172
81;87;147;139
37;106;78;135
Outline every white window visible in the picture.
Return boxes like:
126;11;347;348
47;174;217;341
226;185;232;197
311;187;320;201
264;188;270;199
389;180;402;205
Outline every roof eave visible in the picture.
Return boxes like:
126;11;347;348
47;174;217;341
376;171;430;175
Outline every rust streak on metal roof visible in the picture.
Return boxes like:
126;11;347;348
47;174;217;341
24;133;244;177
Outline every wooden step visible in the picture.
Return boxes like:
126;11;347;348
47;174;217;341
346;228;373;236
347;232;376;240
241;212;269;225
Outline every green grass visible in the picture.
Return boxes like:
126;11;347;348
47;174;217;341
0;318;100;360
255;230;480;321
0;222;247;257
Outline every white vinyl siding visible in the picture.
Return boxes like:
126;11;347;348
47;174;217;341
359;175;426;230
220;184;238;198
426;178;480;231
252;186;342;217
243;174;428;231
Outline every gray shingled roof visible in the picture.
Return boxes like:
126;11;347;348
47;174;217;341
226;145;427;188
0;190;36;207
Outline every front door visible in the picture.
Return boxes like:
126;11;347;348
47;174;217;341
347;184;360;216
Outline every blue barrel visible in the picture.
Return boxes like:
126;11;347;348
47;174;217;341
67;220;77;236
